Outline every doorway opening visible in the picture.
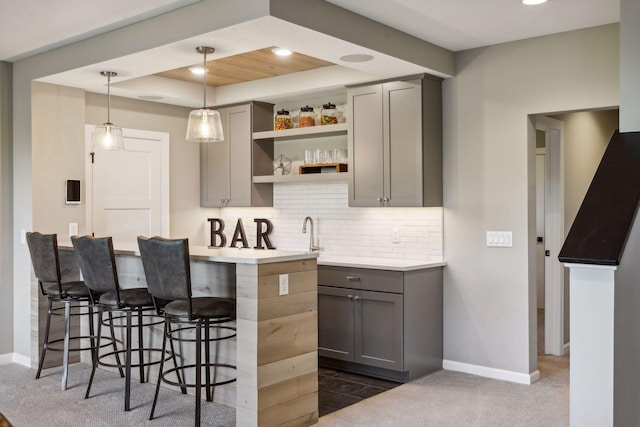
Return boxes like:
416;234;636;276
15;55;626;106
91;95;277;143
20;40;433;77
533;108;619;364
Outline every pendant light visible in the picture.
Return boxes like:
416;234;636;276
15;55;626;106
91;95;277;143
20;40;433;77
93;71;124;150
186;46;224;143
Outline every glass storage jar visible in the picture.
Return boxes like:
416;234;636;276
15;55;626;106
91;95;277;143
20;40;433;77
321;102;341;125
299;106;316;127
274;109;292;130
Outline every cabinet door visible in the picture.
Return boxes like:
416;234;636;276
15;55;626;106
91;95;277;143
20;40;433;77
226;104;252;207
348;84;384;207
384;80;423;207
355;290;403;371
200;108;229;207
318;285;355;362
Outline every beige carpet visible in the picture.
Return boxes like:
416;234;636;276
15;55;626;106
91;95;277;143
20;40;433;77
0;352;568;426
318;353;569;427
0;362;235;426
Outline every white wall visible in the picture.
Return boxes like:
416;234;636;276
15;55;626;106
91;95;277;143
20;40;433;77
443;24;619;376
215;181;443;261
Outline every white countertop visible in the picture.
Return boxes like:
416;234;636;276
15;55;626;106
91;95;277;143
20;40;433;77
318;256;445;272
59;241;318;265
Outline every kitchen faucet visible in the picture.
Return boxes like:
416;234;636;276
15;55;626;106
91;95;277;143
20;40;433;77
302;216;320;252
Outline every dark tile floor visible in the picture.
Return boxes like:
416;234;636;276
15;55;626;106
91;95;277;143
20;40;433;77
318;367;401;417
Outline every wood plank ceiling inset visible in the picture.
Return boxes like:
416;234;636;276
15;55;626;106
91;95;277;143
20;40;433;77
156;47;335;87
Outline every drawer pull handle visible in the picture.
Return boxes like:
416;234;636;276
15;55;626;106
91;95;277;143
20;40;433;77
354;295;360;301
346;276;361;281
347;294;353;300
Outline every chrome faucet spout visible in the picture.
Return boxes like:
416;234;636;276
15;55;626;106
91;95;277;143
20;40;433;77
302;216;320;252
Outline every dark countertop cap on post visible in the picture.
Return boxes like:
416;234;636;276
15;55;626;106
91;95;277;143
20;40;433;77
558;130;640;266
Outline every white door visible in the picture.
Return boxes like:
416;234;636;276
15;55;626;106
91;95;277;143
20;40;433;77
536;149;546;309
85;126;170;244
535;116;565;356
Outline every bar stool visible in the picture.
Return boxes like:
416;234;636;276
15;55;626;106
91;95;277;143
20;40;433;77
71;235;166;411
26;231;107;390
137;236;236;426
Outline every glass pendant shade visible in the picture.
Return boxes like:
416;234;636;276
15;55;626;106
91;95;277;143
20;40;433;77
186;46;224;143
93;123;124;150
93;71;124;150
186;108;224;142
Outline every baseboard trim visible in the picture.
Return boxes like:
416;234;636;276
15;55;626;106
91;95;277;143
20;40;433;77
0;353;31;367
443;359;539;385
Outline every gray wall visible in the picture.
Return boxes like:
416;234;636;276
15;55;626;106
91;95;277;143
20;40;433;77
620;0;640;132
31;83;86;236
443;24;619;376
614;204;640;425
0;61;13;356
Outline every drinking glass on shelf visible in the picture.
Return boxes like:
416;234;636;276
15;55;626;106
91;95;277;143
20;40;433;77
304;149;315;165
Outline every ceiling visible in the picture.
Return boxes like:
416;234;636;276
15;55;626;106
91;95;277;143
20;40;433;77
0;0;620;107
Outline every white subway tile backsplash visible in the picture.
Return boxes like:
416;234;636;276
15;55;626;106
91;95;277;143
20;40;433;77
213;182;443;262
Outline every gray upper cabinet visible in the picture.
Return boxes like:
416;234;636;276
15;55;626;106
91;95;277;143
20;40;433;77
348;76;443;207
200;102;273;207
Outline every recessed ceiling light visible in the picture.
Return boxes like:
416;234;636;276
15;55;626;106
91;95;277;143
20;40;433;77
189;66;206;75
339;54;374;63
522;0;547;5
272;47;293;57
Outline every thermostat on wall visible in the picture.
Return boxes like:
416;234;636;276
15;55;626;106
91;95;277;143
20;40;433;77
65;180;81;205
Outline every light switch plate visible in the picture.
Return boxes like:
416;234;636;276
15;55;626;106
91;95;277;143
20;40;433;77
279;274;289;296
69;222;78;237
487;231;513;247
392;227;400;243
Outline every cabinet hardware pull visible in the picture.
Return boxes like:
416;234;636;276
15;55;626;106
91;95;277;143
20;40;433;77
347;294;353;300
383;197;389;202
354;295;360;301
346;276;361;280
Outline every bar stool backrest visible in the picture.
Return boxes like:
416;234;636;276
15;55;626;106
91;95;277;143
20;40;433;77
71;235;121;301
137;236;192;313
26;232;62;295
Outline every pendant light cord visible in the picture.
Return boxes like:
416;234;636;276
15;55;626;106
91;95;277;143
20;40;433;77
202;49;207;108
107;72;112;124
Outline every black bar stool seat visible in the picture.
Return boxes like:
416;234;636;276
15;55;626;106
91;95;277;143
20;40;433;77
163;298;236;318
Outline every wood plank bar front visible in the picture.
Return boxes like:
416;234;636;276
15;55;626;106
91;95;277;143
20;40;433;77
235;258;319;427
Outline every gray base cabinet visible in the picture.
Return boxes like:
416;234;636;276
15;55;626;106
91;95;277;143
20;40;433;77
347;75;443;207
318;265;443;382
200;101;273;207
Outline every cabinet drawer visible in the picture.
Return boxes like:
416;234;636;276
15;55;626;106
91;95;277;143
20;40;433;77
318;266;403;293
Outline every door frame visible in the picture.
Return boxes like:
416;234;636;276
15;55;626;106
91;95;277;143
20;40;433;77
84;125;170;237
535;115;565;356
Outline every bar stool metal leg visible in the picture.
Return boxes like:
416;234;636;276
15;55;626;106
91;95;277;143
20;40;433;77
125;310;133;412
138;310;145;383
86;306;103;399
195;320;202;427
61;301;71;391
35;299;53;380
149;322;169;421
